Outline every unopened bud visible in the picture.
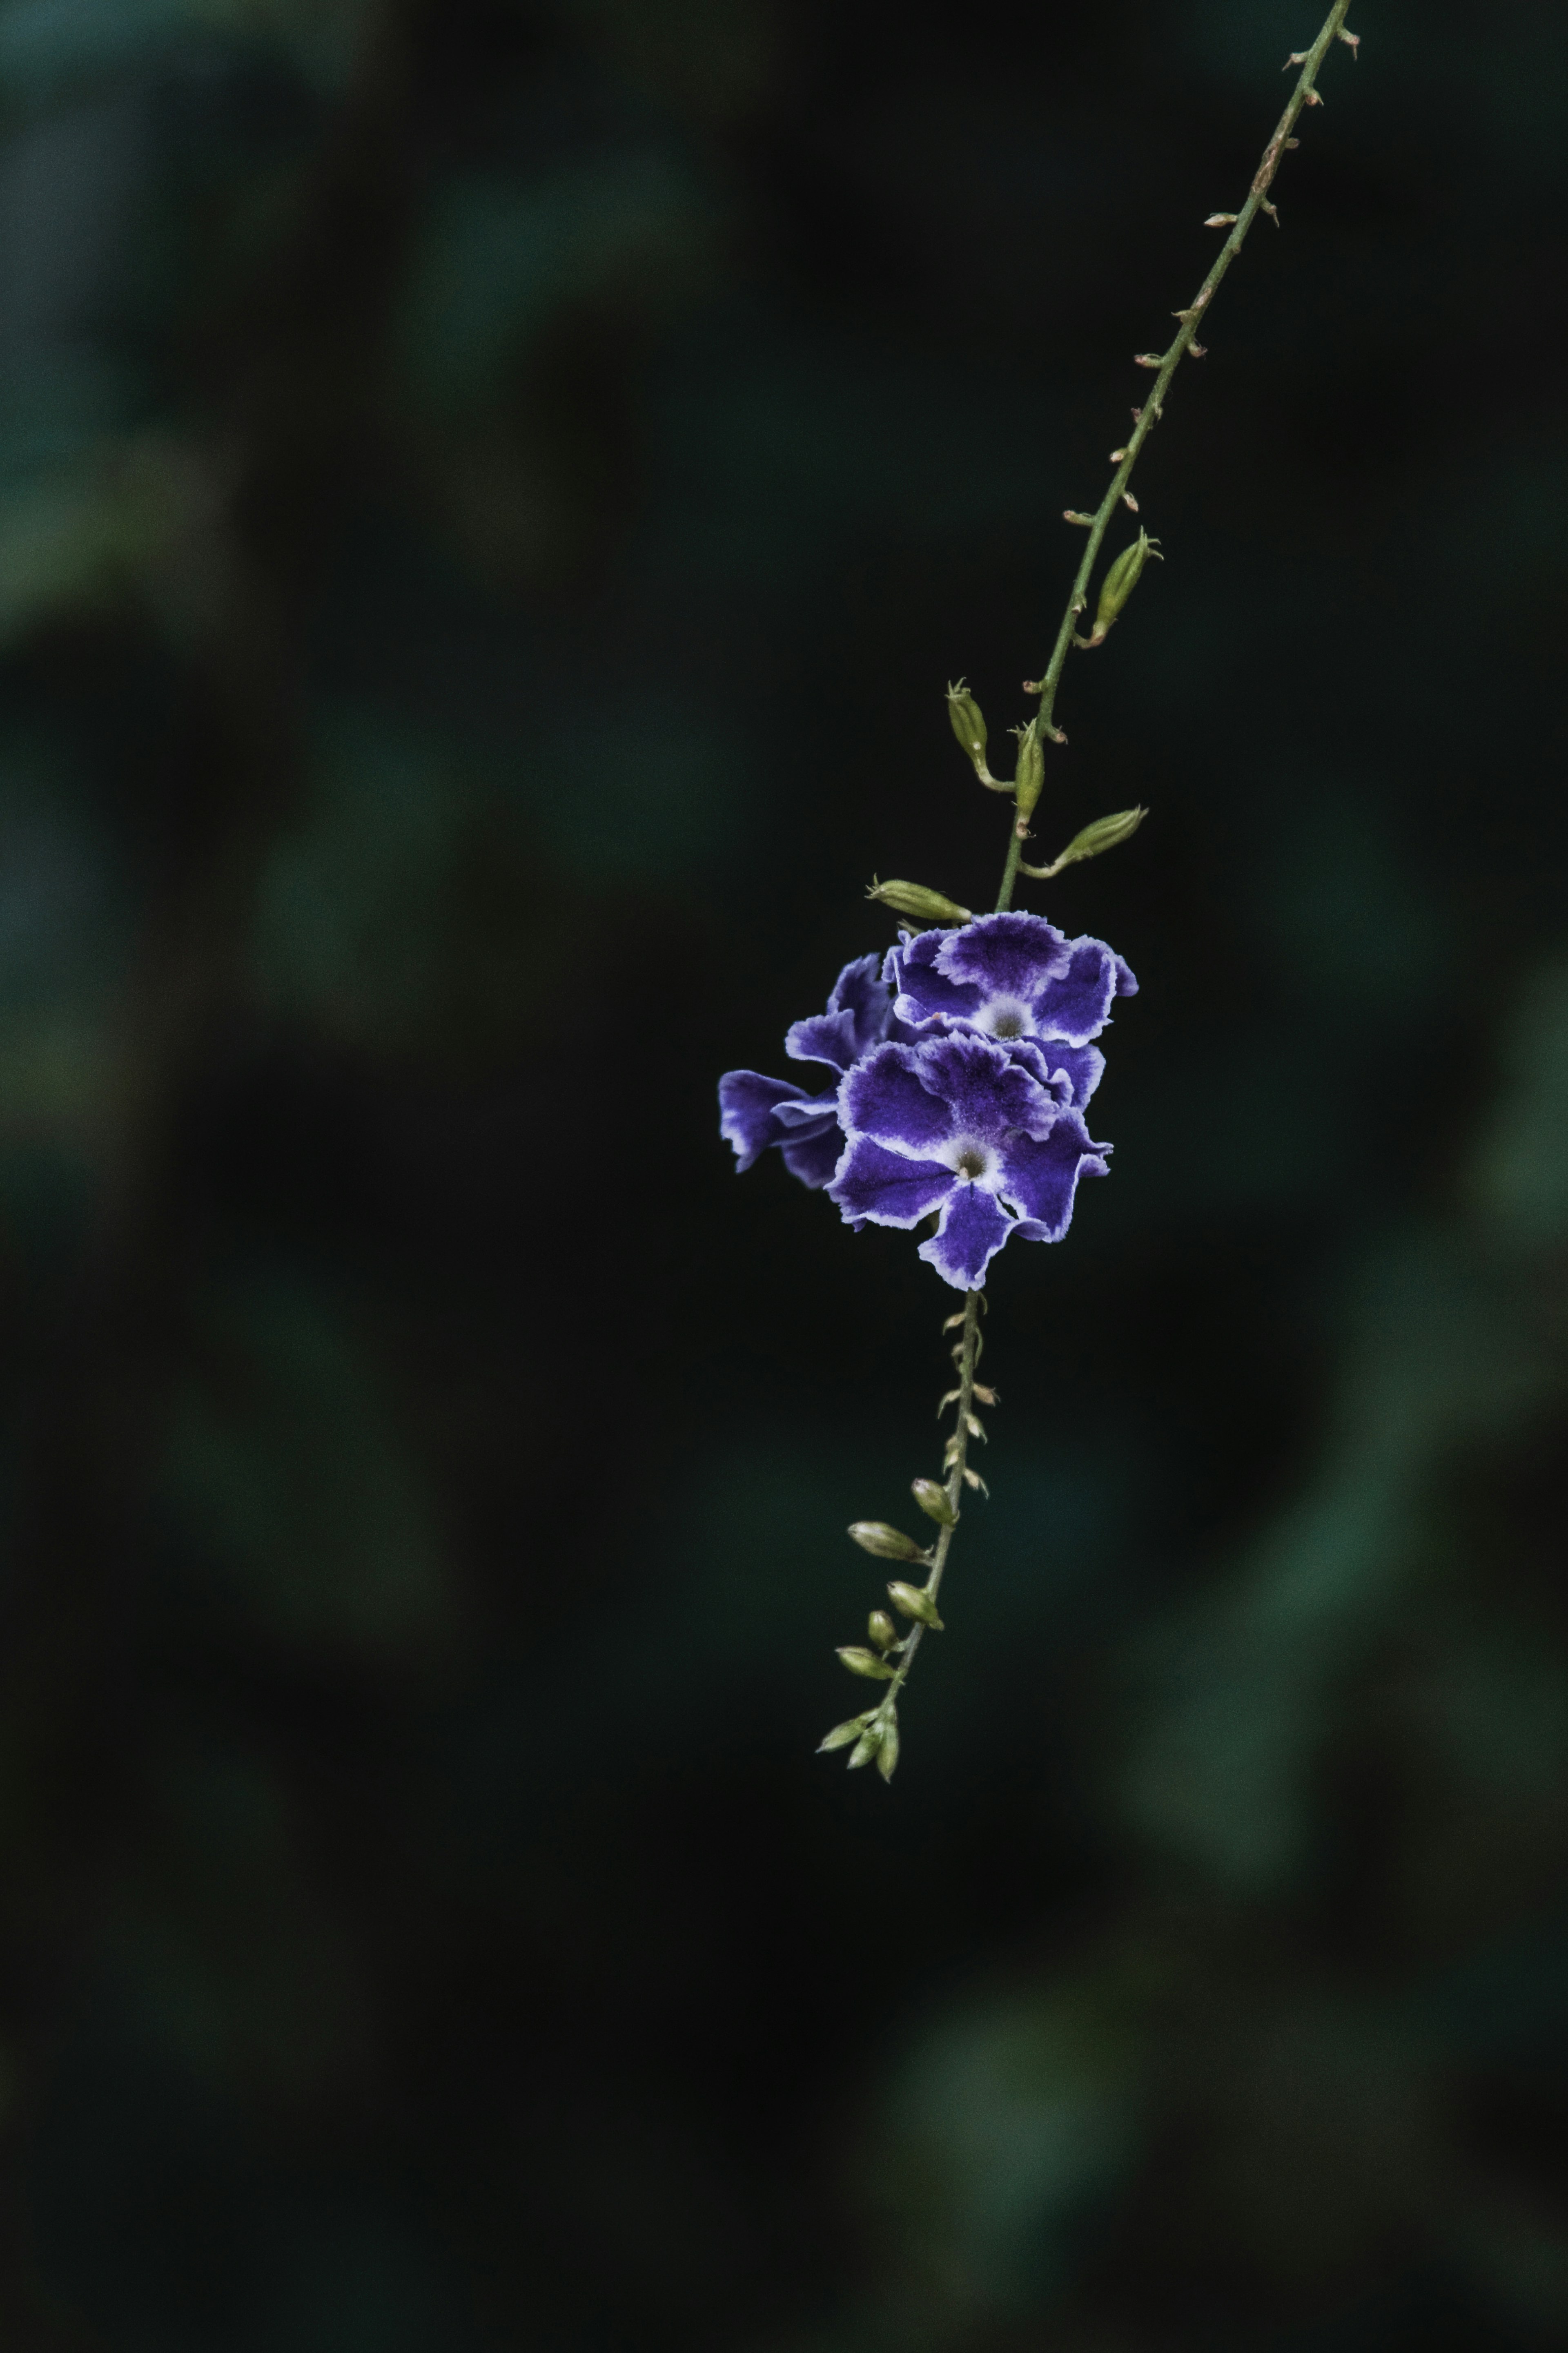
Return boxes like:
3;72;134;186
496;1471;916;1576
1053;807;1147;870
847;1726;883;1769
849;1521;929;1563
886;1581;944;1630
911;1477;957;1528
867;1610;898;1651
875;1712;901;1781
837;1645;896;1681
1085;530;1162;645
866;878;971;927
946;680;987;766
1099;529;1161;620
1011;720;1045;821
1020;805;1148;883
818;1712;873;1753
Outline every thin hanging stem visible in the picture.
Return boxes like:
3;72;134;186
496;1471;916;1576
865;1289;982;1739
995;0;1356;916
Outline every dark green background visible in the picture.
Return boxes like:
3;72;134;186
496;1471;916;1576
0;1;1565;2346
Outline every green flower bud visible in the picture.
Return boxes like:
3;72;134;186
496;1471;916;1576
911;1477;957;1528
867;1609;898;1651
875;1712;901;1782
1020;806;1147;881
886;1581;945;1630
866;877;972;927
849;1521;929;1563
818;1711;873;1752
1082;531;1162;646
847;1725;883;1769
946;680;987;765
1012;720;1045;821
837;1645;897;1680
1057;807;1147;867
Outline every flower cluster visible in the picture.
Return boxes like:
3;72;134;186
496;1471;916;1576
719;912;1136;1290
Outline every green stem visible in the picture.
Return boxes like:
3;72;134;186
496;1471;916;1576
872;1289;982;1729
994;824;1026;916
995;0;1356;914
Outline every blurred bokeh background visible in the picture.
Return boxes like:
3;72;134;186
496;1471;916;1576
0;0;1565;2345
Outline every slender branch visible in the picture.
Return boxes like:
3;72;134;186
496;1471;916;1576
994;0;1356;914
995;804;1029;915
866;1290;982;1737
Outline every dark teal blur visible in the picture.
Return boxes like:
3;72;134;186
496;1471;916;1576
0;2;1565;2348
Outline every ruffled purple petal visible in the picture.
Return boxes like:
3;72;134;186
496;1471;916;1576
779;1123;846;1189
918;1183;1014;1290
828;1136;953;1229
1030;939;1127;1046
786;952;896;1072
1013;1038;1106;1110
840;1043;956;1156
830;950;898;1057
998;1110;1110;1241
935;911;1072;1003
909;1030;1059;1144
719;1070;819;1171
892;915;1134;1053
772;1090;839;1129
885;930;984;1032
785;1006;862;1072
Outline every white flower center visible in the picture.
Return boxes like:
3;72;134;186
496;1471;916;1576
944;1136;997;1184
980;996;1032;1041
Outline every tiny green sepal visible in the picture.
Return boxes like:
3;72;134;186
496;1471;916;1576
849;1521;930;1563
837;1646;898;1681
1019;806;1147;882
847;1726;883;1769
886;1581;944;1630
911;1477;957;1527
867;1610;898;1651
875;1713;901;1782
818;1712;873;1752
866;878;972;926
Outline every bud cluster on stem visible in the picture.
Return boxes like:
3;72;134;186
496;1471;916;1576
818;1291;985;1777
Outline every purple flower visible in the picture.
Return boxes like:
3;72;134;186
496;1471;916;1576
719;952;899;1189
828;1030;1112;1290
888;910;1137;1053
